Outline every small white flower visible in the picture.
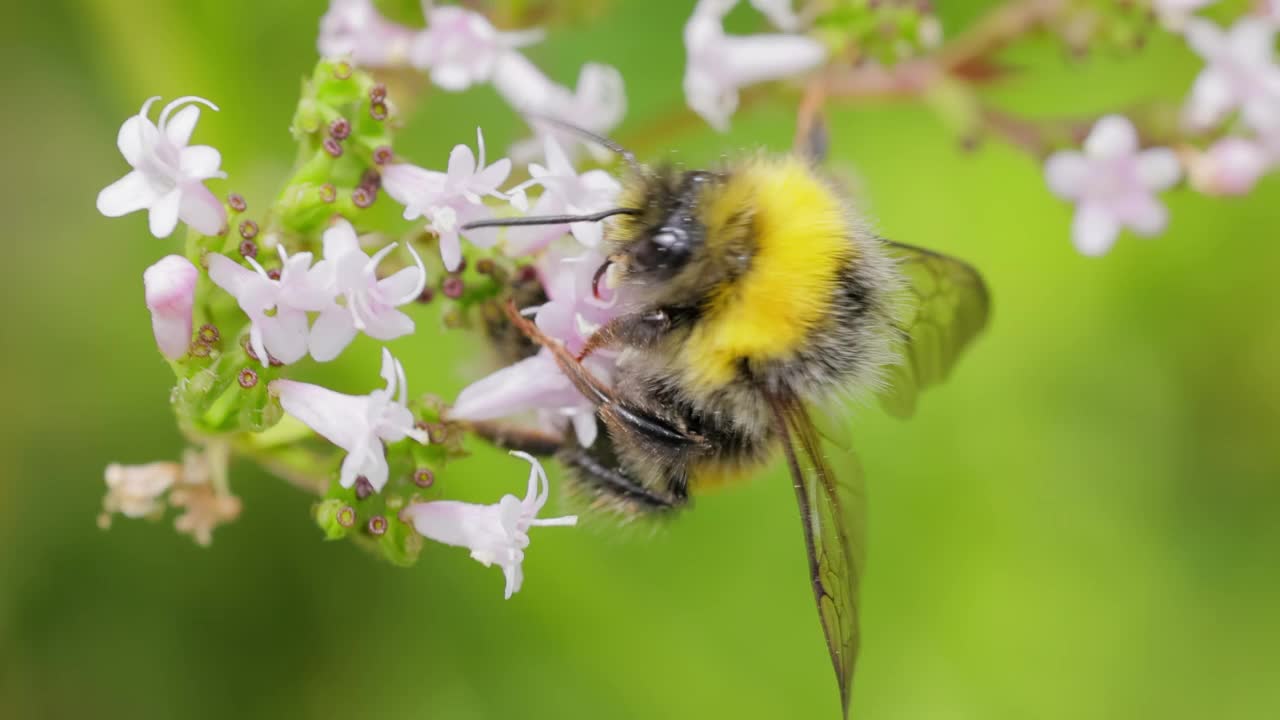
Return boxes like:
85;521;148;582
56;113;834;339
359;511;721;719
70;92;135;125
143;255;198;359
1187;136;1274;195
206;247;331;366
309;219;426;361
318;0;418;67
272;348;428;492
409;5;543;91
97;96;227;238
505;136;623;255
381;129;511;271
102;461;180;519
683;0;827;131
401;451;577;599
1183;17;1280;133
1044;115;1182;256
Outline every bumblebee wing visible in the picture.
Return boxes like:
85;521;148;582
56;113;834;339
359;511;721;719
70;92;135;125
768;391;866;718
879;239;991;418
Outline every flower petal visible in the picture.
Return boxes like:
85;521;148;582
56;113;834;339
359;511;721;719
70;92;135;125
1084;115;1139;159
97;171;162;218
449;352;582;421
308;307;359;362
1117;195;1169;237
1184;68;1235;130
261;309;310;365
117;104;159;167
1043;152;1089;200
438;231;463;271
447;143;477;187
165;104;200;147
1072;203;1121;256
1136;148;1182;191
148;189;182;238
178;182;227;236
273;379;372;452
362;307;415;341
180;145;222;180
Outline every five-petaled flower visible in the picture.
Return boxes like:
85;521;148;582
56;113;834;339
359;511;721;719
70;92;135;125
1044;115;1182;256
1183;17;1280;133
401;451;578;599
683;0;827;131
97;96;228;238
272;348;429;492
382;129;511;271
505;136;623;255
143;255;198;360
309;219;427;361
207;248;332;365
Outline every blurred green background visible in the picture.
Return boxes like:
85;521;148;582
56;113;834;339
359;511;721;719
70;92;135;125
3;1;1279;718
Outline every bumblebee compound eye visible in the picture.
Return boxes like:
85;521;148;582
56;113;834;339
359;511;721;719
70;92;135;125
632;222;695;276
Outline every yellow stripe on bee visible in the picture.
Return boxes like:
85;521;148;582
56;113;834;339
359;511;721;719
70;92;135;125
683;157;853;388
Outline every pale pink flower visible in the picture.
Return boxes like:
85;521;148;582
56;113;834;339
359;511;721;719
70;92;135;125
1184;18;1280;133
1153;0;1217;29
143;255;198;360
409;5;543;91
1187;136;1274;195
101;461;180;519
97;96;227;238
272;349;428;492
749;0;802;31
683;0;827;131
505;136;623;255
317;0;417;67
206;248;331;365
381;129;511;271
401;451;577;599
450;248;619;447
492;53;627;161
1044;115;1182;256
308;219;426;362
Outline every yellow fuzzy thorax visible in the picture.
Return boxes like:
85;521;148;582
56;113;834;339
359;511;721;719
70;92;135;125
681;157;854;390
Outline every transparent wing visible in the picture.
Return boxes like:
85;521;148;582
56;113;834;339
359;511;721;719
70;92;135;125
769;391;866;719
879;239;991;418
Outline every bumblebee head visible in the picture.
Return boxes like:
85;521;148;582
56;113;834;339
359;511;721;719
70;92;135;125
606;168;724;286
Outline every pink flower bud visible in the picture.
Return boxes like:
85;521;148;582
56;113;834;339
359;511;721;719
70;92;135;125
143;255;198;359
1188;137;1272;196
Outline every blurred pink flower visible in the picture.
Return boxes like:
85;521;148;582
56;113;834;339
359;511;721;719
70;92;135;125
492;54;627;160
505;136;623;255
102;461;179;519
97;96;227;238
143;255;198;360
382;129;511;271
401;451;577;599
317;0;417;67
206;248;331;365
309;219;426;361
1153;0;1217;29
1187;136;1274;195
273;349;428;493
409;5;543;91
683;0;827;131
1044;115;1182;256
1183;17;1280;133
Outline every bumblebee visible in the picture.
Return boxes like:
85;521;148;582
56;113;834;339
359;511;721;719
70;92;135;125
462;124;989;718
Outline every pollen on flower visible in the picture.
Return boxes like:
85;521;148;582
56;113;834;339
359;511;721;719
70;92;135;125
320;183;337;203
328;117;351;140
227;193;247;212
373;145;393;165
239;239;258;258
337;506;357;528
370;83;387;103
413;468;435;488
369;101;389;121
238;367;259;388
367;515;388;535
323;137;344;158
352;185;375;208
239;219;260;240
198;323;221;346
442;275;464;299
191;342;211;358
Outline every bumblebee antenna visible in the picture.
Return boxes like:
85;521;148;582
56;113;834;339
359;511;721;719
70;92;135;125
461;207;642;231
524;113;642;175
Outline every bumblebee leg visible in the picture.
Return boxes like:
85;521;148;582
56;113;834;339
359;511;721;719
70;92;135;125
557;443;685;512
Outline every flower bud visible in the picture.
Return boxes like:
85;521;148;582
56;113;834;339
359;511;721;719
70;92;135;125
143;255;198;360
1188;137;1271;196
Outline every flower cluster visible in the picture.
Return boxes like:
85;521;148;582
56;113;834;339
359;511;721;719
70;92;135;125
1044;5;1280;255
317;0;624;158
